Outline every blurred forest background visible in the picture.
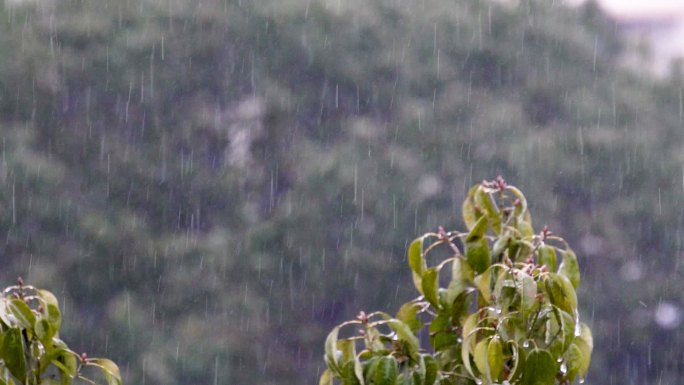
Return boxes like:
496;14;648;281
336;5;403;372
0;0;683;384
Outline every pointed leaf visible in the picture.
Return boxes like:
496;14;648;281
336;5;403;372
574;323;593;379
421;268;440;308
474;187;501;234
86;358;122;385
8;299;36;330
473;267;492;303
537;245;557;272
319;369;334;385
559;249;580;289
544;273;577;315
462;185;481;230
325;326;341;372
0;328;26;383
488;337;504;381
408;237;426;294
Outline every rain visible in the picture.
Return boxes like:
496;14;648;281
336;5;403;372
0;0;682;384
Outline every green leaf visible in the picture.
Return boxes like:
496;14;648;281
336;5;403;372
46;304;62;335
491;235;511;261
422;355;438;385
465;215;490;274
506;186;529;222
8;299;36;330
563;343;582;382
466;215;489;242
429;312;457;351
337;339;356;365
37;290;60;308
537;245;557;272
386;319;420;359
517;271;538;319
462;185;481;230
473;267;492;303
559;249;580;289
522;349;557;385
465;238;490;275
396;302;422;333
473;338;490;382
35;318;54;347
319;369;334;385
86;358;123;385
474;187;501;234
374;357;398;385
421;268;440;308
461;313;479;378
408;237;427;294
0;328;26;383
574;323;593;379
325;325;341;372
544;273;577;315
488;337;504;381
446;258;472;307
340;360;362;385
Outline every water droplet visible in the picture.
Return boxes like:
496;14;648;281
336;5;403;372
560;362;567;374
475;379;483;385
557;358;563;363
579;377;585;384
522;340;530;348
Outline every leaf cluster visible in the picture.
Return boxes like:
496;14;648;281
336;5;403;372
0;281;122;385
322;179;592;385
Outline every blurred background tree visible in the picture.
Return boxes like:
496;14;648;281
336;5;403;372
0;0;682;384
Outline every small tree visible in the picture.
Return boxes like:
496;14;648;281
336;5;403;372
0;278;122;385
321;177;592;385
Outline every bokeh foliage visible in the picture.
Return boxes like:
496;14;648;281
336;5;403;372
0;0;681;384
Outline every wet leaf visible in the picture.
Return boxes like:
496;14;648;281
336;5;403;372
422;355;438;385
8;299;36;330
574;323;593;379
337;339;356;365
396;302;422;333
522;349;557;385
319;368;334;385
86;358;123;385
474;188;501;234
488;337;504;381
544;273;577;315
537;245;557;272
421;268;440;309
0;328;26;383
374;356;398;385
465;238;490;275
559;249;580;289
473;267;492;303
473;338;490;381
408;237;427;294
325;326;341;371
462;185;481;230
387;319;420;359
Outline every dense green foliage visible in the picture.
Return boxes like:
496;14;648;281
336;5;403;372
0;0;682;384
322;179;593;385
0;280;121;385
